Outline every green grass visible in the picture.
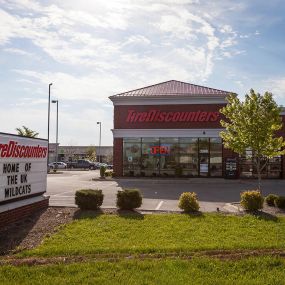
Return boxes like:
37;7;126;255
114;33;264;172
23;213;285;257
0;257;285;285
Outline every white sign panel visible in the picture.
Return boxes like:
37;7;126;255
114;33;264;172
200;163;208;173
0;133;48;203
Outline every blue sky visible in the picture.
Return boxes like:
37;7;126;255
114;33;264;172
0;0;285;145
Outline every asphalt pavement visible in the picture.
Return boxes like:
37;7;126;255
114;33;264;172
47;170;285;212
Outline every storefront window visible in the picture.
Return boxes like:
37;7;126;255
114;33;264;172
209;138;222;177
123;139;141;176
123;137;223;177
160;138;179;176
180;138;198;176
240;150;282;178
141;138;160;177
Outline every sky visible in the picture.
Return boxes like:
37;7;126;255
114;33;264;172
0;0;285;146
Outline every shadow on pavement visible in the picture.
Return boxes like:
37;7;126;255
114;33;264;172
114;178;285;203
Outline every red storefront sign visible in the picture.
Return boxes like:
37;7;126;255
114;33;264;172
126;109;219;123
150;145;170;155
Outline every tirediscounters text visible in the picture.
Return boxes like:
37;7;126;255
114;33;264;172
0;138;48;203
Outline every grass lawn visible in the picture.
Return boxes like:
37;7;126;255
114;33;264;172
22;213;285;257
1;257;285;285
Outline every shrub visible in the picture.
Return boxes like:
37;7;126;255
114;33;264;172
240;190;264;211
274;196;285;209
116;189;142;210
178;192;199;212
75;189;104;210
265;194;278;206
105;171;113;177
100;165;106;178
111;172;116;178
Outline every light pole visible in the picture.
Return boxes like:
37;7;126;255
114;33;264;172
52;100;59;168
97;121;101;163
47;83;52;166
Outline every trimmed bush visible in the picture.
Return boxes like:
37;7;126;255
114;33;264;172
178;192;199;212
105;171;113;177
240;190;264;211
116;189;142;210
274;196;285;209
75;189;104;210
100;165;106;178
265;194;278;206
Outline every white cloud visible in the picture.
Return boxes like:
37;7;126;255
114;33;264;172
0;0;254;144
0;0;243;76
3;47;33;56
13;69;129;101
265;77;285;99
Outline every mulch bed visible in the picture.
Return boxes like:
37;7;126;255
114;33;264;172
235;203;285;216
0;207;77;256
0;207;137;256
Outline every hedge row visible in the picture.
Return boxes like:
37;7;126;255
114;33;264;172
75;188;142;210
75;189;285;212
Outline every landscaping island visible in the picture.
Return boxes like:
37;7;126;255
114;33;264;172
0;207;285;284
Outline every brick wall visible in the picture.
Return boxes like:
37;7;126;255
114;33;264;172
0;198;49;229
113;138;123;176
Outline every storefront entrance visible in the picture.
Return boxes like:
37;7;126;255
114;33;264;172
199;153;209;177
123;137;223;177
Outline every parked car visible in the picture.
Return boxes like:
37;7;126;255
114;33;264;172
66;159;98;170
48;162;67;169
96;163;112;169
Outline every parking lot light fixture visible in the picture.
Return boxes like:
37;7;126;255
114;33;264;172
97;122;101;163
47;83;52;167
52;100;59;168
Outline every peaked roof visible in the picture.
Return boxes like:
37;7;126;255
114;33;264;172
110;80;233;98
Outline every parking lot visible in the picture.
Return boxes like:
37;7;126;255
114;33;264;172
47;170;285;212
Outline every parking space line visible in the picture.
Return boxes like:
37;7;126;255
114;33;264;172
155;200;164;210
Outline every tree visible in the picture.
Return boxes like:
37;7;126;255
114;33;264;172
16;126;39;138
220;89;285;190
86;146;97;161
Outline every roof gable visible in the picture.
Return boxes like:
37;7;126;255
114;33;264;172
110;80;233;98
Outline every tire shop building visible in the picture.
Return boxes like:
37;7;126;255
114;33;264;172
109;80;285;179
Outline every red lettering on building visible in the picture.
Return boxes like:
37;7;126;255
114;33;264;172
0;140;47;159
126;109;220;123
150;146;170;155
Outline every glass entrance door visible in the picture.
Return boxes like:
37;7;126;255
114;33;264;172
198;138;209;177
199;153;209;176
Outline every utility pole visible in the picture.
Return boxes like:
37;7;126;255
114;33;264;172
47;83;52;167
97;122;101;163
